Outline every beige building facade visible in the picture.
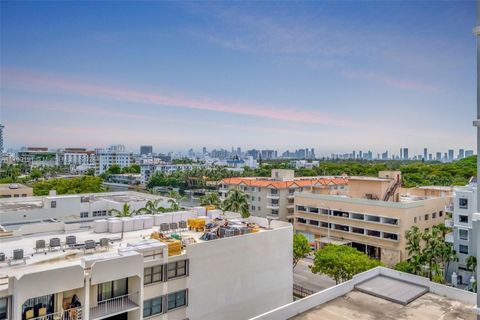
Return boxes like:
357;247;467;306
294;171;452;267
220;169;347;222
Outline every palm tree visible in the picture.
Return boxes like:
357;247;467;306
200;192;221;208
467;256;477;276
439;243;458;282
405;226;422;257
109;203;136;217
137;199;165;215
223;189;250;218
168;198;180;211
109;203;136;239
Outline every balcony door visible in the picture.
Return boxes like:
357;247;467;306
97;278;128;302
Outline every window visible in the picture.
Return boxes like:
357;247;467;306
258;197;261;201
414;217;417;223
97;278;128;302
309;220;319;226
251;205;256;211
167;260;188;280
297;217;307;224
80;212;89;218
459;229;469;241
439;211;443;217
80;196;90;203
144;265;163;285
432;212;436;219
167;290;187;310
459;215;469;223
271;209;278;215
0;297;8;320
424;214;429;221
143;297;162;318
296;205;307;212
459;198;468;209
50;201;56;208
22;295;54;319
459;245;469;254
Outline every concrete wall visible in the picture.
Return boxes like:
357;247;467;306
186;224;293;320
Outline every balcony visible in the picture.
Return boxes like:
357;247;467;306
266;194;280;200
30;307;83;320
287;193;295;199
444;219;454;228
90;292;139;320
445;232;454;244
266;204;280;210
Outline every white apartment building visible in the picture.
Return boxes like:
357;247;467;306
95;146;133;175
219;169;348;222
61;149;95;166
0;191;171;226
446;180;478;285
0;211;293;320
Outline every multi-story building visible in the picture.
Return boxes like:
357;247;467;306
18;148;60;167
61;148;95;166
140;145;153;156
219;170;348;222
446;180;478;285
294;171;453;266
0;191;171;225
0;183;33;198
95;146;133;175
0;211;292;320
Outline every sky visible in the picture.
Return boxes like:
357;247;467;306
0;1;476;156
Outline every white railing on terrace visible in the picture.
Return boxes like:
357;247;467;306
90;292;139;320
30;307;83;320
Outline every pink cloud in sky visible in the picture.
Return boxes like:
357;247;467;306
1;68;352;127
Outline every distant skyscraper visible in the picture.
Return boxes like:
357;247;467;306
436;152;442;161
399;148;402;159
423;148;427;160
0;124;4;155
448;149;454;162
140;145;153;155
428;154;433;161
465;150;474;157
403;148;409;160
202;147;207;155
458;149;465;159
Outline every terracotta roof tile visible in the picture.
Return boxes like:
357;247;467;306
221;177;347;189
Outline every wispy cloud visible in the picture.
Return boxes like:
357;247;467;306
1;68;352;127
342;70;440;93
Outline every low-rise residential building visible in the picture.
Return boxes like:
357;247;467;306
0;184;33;198
61;148;95;166
220;169;348;222
446;180;478;286
0;211;292;320
0;191;170;225
294;171;453;266
95;145;133;175
18;148;60;167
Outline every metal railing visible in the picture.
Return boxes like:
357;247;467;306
90;292;139;319
293;284;315;298
30;307;83;320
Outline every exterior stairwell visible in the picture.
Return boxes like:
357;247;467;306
383;177;401;202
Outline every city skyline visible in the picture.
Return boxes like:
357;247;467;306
0;2;476;152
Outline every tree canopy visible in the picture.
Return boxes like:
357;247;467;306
33;176;105;196
293;233;311;269
310;244;382;284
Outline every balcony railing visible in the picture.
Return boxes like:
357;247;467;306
90;292;139;320
266;194;280;200
30;307;83;320
444;219;454;228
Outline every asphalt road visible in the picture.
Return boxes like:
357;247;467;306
293;257;336;293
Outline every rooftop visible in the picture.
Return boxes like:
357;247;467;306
0;211;280;279
291;290;474;320
251;267;477;320
0;183;32;191
222;177;347;189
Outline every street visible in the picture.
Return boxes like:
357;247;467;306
293;257;336;293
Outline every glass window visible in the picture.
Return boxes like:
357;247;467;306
459;198;468;209
459;215;469;223
424;214;429;221
459;245;468;254
432;212;436;219
459;229;469;241
143;297;162;318
80;212;89;218
97;278;128;302
0;297;7;320
22;295;54;320
167;260;187;280
50;201;56;208
144;265;163;285
167;290;187;311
